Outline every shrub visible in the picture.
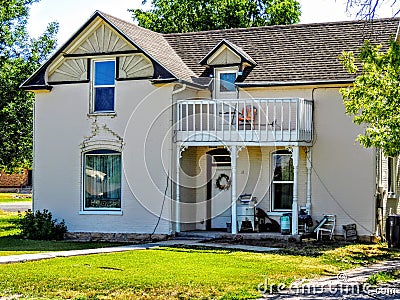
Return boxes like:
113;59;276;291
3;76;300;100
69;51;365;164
17;209;67;240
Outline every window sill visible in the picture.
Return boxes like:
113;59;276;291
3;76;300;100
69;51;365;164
87;112;117;118
79;210;123;215
267;211;292;216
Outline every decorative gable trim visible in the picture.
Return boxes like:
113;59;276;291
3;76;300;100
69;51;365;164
21;11;174;90
199;39;257;67
81;121;124;153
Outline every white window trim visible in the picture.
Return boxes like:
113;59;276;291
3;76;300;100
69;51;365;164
271;151;293;212
214;67;238;99
91;59;116;114
82;151;122;212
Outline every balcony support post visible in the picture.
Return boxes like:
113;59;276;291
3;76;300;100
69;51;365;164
226;145;244;234
306;147;312;215
175;145;187;233
291;146;300;235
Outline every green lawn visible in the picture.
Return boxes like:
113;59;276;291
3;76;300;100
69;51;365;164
1;211;399;299
0;211;122;256
0;193;32;203
0;244;398;300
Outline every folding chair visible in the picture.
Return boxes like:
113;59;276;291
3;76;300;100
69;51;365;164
315;214;336;240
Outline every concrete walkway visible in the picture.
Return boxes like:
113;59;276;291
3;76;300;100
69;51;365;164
0;201;31;212
0;238;277;264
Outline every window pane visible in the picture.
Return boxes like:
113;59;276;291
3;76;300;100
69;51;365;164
95;87;115;111
272;183;293;210
273;154;293;181
220;73;236;92
85;153;121;209
95;61;115;85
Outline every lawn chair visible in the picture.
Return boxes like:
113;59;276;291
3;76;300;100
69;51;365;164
314;214;336;240
238;105;257;129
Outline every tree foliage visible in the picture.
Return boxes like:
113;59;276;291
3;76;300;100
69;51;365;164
130;0;301;33
0;0;58;171
346;0;400;19
340;40;400;157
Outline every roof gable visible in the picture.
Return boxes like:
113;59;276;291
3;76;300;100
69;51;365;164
22;11;194;90
200;39;256;67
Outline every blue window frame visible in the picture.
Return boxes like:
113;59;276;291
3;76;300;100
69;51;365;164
219;72;236;92
93;60;115;112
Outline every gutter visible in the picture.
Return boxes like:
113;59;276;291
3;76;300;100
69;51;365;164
151;78;209;90
236;79;354;88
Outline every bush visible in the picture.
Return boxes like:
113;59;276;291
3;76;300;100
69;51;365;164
17;209;67;240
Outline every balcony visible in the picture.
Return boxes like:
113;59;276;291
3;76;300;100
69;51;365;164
175;98;313;145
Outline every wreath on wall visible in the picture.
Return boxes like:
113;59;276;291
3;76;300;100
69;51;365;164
216;174;231;191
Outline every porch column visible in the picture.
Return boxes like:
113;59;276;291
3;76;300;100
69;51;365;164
306;147;312;215
291;146;300;235
230;146;238;234
175;147;181;233
175;145;187;233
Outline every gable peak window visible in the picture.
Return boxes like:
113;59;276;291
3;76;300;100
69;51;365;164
92;60;116;113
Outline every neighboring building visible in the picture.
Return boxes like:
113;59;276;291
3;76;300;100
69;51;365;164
0;169;31;193
21;11;400;240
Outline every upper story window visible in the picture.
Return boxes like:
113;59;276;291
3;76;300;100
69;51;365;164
219;72;236;92
214;68;237;99
92;60;115;113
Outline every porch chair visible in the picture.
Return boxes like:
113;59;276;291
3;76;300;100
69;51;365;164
238;105;257;129
315;214;336;240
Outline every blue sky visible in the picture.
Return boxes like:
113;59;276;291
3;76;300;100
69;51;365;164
27;0;395;47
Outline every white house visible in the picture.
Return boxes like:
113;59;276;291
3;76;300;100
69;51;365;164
22;11;400;241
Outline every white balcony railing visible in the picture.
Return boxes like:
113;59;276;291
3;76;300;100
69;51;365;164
175;98;313;144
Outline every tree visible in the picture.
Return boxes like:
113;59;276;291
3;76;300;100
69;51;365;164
130;0;301;34
340;40;400;157
0;0;58;171
346;0;400;19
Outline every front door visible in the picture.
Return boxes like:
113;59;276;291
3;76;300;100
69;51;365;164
210;166;232;229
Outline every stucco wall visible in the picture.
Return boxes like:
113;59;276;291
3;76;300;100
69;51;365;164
34;80;174;234
241;86;376;236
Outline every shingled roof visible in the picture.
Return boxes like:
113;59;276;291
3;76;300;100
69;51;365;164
21;12;400;90
163;18;400;84
100;12;196;82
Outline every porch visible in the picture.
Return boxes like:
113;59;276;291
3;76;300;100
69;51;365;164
174;145;313;236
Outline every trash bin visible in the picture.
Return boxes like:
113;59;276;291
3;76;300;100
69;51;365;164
226;222;232;233
280;213;291;235
386;215;400;248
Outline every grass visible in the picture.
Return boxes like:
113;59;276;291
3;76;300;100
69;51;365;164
0;193;32;203
366;270;400;285
1;211;399;299
0;244;398;300
0;211;122;256
0;248;339;299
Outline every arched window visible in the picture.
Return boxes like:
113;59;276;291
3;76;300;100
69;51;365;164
271;150;293;211
83;150;121;210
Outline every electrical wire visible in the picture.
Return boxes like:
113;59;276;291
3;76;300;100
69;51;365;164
150;170;169;239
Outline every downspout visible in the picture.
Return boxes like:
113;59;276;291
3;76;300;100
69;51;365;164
171;84;187;234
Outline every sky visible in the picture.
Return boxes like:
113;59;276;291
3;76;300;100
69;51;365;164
27;0;396;48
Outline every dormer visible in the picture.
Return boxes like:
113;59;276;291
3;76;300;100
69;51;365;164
200;39;256;99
